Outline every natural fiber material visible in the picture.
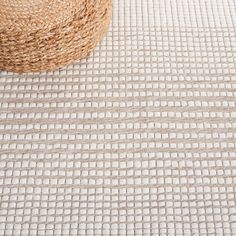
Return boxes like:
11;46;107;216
0;0;112;73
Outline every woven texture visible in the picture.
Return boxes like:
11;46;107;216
1;0;236;235
0;0;112;73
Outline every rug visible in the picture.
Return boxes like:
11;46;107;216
0;0;236;235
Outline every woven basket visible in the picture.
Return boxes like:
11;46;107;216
0;0;112;73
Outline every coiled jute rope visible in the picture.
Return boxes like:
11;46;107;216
0;0;112;73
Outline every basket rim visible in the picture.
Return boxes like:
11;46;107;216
0;0;89;33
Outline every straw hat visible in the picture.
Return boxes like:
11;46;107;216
0;0;112;73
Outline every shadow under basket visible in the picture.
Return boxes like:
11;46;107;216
0;0;112;73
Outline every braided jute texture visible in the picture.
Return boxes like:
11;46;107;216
0;0;112;73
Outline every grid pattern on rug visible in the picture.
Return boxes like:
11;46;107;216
0;0;236;235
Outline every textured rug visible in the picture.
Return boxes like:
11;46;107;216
0;0;236;235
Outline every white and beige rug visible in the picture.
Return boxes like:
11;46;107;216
0;0;236;235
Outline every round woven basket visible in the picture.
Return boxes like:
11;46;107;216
0;0;112;73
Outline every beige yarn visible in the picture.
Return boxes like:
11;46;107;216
0;0;112;73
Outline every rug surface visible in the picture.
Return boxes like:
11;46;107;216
0;0;236;235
